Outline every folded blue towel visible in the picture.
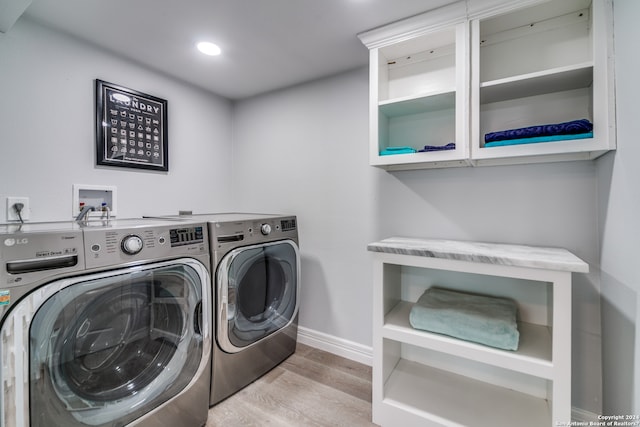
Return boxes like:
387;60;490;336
418;142;456;152
485;119;593;143
483;132;593;148
380;146;417;156
409;287;520;351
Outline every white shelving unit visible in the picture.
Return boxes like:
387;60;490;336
368;238;589;427
470;0;615;166
358;0;615;170
359;2;470;171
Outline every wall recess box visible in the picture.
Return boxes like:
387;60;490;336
72;184;117;218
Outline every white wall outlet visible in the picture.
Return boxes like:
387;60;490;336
7;197;30;221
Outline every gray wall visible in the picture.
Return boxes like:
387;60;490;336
597;0;640;414
0;18;234;221
231;69;378;346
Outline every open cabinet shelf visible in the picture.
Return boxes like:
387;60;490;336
384;301;553;378
379;90;455;116
368;237;588;427
479;63;593;105
383;359;551;427
358;0;615;170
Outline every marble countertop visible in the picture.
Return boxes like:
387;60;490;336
367;237;589;273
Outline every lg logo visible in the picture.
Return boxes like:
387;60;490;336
4;238;28;247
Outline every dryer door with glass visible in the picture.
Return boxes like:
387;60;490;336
1;258;209;427
217;240;299;353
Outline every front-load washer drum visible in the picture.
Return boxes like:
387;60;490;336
217;240;299;353
27;261;206;427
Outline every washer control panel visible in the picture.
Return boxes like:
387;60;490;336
84;223;207;269
121;235;144;255
170;226;204;247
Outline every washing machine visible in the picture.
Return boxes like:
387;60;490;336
0;218;212;427
153;213;300;405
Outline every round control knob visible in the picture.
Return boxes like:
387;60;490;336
121;235;143;255
260;223;272;236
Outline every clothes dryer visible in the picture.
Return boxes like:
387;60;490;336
0;219;212;427
154;213;300;405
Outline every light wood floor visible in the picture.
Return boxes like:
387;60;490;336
206;343;377;426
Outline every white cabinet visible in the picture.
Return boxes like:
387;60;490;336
368;238;589;427
358;0;615;170
470;0;615;165
359;2;470;171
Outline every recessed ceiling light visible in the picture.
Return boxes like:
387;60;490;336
197;41;222;56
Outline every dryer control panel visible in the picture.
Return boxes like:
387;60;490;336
211;215;298;259
214;217;296;244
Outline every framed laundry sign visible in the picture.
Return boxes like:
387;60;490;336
95;79;168;171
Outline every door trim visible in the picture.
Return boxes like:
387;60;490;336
216;239;300;353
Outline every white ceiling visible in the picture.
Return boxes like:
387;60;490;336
21;0;457;100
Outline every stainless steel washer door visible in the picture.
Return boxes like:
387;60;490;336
217;240;299;353
22;259;209;427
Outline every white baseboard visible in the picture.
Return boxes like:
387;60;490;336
297;326;373;366
297;326;597;422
